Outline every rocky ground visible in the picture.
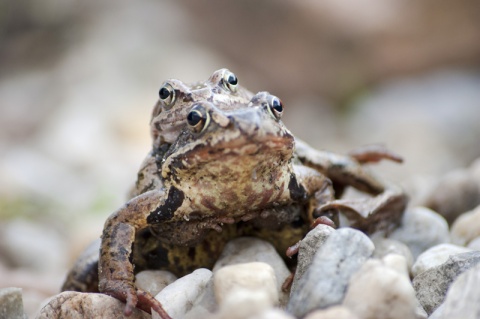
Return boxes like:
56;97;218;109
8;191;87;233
1;1;480;319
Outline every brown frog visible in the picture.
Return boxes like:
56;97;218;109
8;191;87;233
62;71;407;318
101;97;341;317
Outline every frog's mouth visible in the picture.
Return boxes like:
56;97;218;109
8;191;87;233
181;134;293;167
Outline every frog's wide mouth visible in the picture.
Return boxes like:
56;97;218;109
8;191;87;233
191;133;292;159
163;133;294;174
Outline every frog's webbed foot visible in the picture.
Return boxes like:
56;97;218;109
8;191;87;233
316;186;408;234
347;144;403;164
102;280;171;318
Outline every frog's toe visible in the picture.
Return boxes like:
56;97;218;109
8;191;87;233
135;289;172;319
124;289;138;316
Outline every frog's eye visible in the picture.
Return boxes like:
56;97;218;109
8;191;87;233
187;105;210;133
222;70;238;92
267;96;283;120
158;83;176;109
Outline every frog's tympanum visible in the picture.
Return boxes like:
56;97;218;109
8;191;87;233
62;70;407;319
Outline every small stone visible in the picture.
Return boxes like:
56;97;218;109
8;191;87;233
287;228;374;318
0;287;26;319
214;262;278;306
388;206;450;259
467;236;480;250
291;225;335;292
213;288;273;319
135;270;177;297
248;308;296;319
36;291;149;319
428;304;444;319
411;243;472;277
184;279;217;319
304;306;359;319
425;169;480;224
381;254;409;278
213;237;290;305
451;205;480;246
372;237;414;271
413;251;480;314
343;259;417;319
471;158;480;186
154;268;213;319
440;263;480;319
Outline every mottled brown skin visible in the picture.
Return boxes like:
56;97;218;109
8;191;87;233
99;99;336;317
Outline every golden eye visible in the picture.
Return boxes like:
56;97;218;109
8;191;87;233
187;105;210;133
222;70;238;92
267;96;283;120
158;83;176;109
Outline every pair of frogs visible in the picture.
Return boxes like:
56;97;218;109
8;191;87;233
62;69;407;318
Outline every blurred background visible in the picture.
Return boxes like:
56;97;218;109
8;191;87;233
1;0;479;316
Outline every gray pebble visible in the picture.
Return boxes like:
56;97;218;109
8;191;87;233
388;207;450;259
424;169;480;224
413;251;480;314
291;225;335;292
287;228;374;318
411;244;471;278
0;287;26;319
440;263;480;319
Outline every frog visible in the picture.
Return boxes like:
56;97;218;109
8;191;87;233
61;70;407;317
99;97;346;317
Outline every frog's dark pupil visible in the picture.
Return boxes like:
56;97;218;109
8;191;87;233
227;74;238;85
187;110;202;126
272;98;283;113
159;87;171;100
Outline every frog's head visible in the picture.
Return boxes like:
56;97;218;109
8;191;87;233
161;93;294;182
151;69;253;146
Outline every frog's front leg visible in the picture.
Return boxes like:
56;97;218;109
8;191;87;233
291;164;337;225
99;189;172;319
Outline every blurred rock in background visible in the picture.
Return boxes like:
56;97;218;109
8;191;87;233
0;0;479;317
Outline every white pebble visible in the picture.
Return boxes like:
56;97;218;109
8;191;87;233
382;254;409;279
214;262;278;306
304;306;359;319
135;270;177;297
467;236;480;250
343;259;417;319
451;205;480;246
214;288;273;319
213;237;290;305
154;268;212;319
